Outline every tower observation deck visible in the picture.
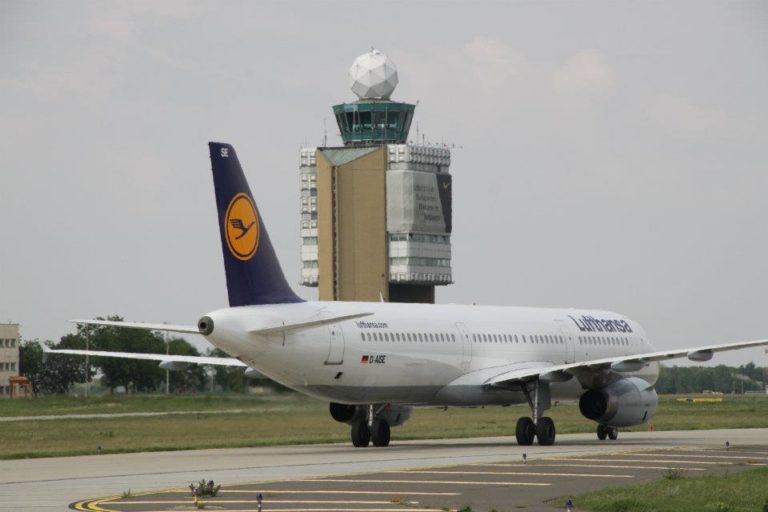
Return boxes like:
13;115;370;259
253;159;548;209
299;49;453;303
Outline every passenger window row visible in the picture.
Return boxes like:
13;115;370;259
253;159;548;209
579;336;630;346
361;331;457;343
472;333;565;345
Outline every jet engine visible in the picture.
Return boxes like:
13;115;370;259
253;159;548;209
329;403;358;423
329;403;412;427
578;377;658;427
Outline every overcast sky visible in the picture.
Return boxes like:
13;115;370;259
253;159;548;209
1;1;767;367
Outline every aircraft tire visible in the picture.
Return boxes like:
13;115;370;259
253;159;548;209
608;427;619;440
597;424;609;440
515;416;536;446
351;421;371;447
371;419;391;447
536;417;556;446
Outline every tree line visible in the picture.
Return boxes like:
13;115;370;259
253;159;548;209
19;316;260;395
654;362;765;394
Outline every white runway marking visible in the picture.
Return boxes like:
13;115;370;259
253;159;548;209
394;470;633;478
676;449;768;456
475;462;707;471
223;490;461;496
299;478;551;487
116;509;444;512
630;453;768;460
544;457;764;466
109;499;408;504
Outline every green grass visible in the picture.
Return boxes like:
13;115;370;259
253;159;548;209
572;466;768;512
1;394;766;460
0;393;292;417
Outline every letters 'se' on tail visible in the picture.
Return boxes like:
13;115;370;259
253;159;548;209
209;142;303;307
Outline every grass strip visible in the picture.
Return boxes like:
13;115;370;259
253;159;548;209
2;394;767;460
570;466;768;512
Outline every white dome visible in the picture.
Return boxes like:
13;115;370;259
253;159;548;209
348;49;398;100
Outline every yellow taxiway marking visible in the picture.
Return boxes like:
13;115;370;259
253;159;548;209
630;453;768;460
299;478;550;487
393;470;633;478
543;457;761;465
474;462;706;471
221;490;460;495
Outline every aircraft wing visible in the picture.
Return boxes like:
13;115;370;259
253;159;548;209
485;338;768;387
70;319;200;334
40;344;246;367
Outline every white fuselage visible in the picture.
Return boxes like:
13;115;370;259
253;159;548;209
204;302;659;406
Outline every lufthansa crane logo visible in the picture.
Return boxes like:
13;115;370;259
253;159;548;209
225;193;260;261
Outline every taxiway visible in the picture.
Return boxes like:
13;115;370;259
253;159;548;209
3;428;766;511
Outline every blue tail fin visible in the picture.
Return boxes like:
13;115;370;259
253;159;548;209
209;142;303;307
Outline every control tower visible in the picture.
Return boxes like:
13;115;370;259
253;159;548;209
299;49;452;303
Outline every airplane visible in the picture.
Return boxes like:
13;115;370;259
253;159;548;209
47;142;768;448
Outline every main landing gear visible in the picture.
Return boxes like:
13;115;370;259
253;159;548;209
351;405;391;448
515;379;557;446
597;424;619;441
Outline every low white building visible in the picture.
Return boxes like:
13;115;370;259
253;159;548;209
0;324;20;398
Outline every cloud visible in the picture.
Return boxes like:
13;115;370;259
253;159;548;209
549;50;616;96
463;37;529;75
648;94;730;139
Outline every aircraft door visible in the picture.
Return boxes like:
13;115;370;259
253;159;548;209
455;322;472;372
555;319;575;363
325;324;345;365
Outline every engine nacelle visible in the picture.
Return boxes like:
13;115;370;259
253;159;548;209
328;403;412;427
243;367;263;379
579;377;658;427
158;361;190;371
378;404;412;427
329;402;358;423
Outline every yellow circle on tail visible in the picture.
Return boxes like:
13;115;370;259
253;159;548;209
225;193;260;261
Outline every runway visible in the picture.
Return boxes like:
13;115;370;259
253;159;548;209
4;428;767;512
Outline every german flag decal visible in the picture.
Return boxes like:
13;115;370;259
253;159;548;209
361;355;370;364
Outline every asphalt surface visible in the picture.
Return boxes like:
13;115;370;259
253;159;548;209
72;445;768;512
3;428;766;512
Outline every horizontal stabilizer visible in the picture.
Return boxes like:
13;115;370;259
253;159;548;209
41;344;246;367
70;319;200;334
250;312;374;335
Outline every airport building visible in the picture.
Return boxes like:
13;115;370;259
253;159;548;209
0;323;20;398
299;49;453;303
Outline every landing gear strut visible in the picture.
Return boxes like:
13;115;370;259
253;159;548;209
350;404;391;447
597;424;619;441
515;379;557;446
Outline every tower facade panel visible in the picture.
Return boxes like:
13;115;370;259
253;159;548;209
299;148;318;286
316;147;389;302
